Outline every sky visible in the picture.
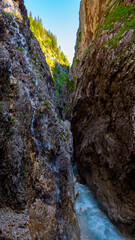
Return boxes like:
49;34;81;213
24;0;81;64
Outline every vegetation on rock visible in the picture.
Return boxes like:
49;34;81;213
29;13;71;102
101;1;135;48
29;13;69;72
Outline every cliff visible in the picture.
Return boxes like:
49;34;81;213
71;0;135;237
0;0;79;239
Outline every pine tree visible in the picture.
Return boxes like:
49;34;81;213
28;14;69;71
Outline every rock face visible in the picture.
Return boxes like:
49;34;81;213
0;0;79;239
71;0;135;238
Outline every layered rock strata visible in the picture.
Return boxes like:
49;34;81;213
0;0;79;239
71;0;135;238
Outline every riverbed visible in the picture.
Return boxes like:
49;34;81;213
74;167;127;240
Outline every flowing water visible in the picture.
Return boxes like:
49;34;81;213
73;167;127;240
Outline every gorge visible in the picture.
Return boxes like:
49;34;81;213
0;0;135;240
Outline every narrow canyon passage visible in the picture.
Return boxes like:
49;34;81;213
0;0;134;239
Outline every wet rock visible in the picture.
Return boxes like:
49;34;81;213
75;189;79;200
0;238;13;240
71;0;135;238
79;207;86;214
0;44;11;96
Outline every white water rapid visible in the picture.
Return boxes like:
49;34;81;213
73;167;128;240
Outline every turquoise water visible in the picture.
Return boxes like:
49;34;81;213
74;172;127;240
75;183;127;240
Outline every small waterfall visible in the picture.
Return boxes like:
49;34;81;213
24;71;58;173
7;13;50;168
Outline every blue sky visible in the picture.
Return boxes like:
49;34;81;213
24;0;81;64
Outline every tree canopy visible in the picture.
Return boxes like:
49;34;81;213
29;13;69;72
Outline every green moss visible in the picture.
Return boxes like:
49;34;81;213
127;40;134;48
111;56;118;65
63;102;70;113
18;47;24;52
102;2;135;48
40;75;43;81
65;127;70;141
60;133;66;142
10;117;16;124
78;31;82;42
106;0;113;7
22;170;27;176
2;10;21;20
23;154;27;159
76;59;80;65
52;64;69;99
66;79;75;93
55;89;60;99
8;129;14;135
129;61;134;66
105;0;119;14
0;102;3;112
83;120;89;127
105;132;113;138
42;100;51;110
84;45;93;55
107;20;135;48
2;11;10;16
32;65;37;70
12;12;21;20
105;3;134;24
103;23;114;30
57;116;64;127
96;23;101;37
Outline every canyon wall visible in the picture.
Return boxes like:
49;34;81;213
71;0;135;237
0;0;79;239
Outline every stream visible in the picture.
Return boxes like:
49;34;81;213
73;166;127;240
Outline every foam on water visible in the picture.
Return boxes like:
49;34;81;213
74;165;127;240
